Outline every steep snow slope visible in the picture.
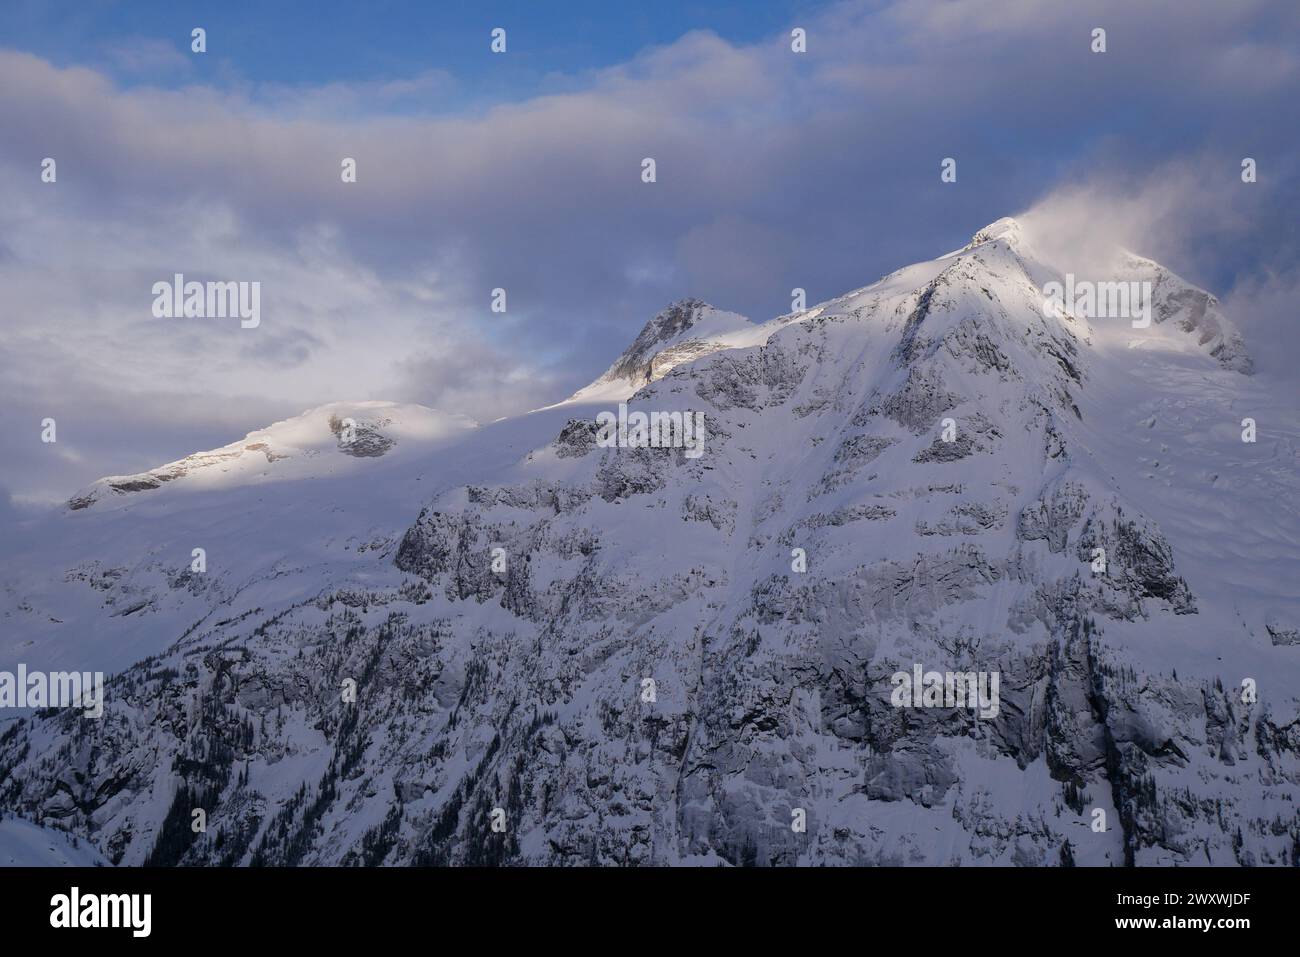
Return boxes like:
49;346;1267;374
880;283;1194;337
1;219;1296;867
0;815;109;866
0;402;476;679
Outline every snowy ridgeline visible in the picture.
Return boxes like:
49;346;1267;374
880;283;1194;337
0;218;1296;867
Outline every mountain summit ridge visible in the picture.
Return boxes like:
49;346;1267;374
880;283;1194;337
66;217;1252;508
558;215;1252;410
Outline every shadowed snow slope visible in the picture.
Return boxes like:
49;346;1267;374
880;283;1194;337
1;219;1296;868
0;816;110;866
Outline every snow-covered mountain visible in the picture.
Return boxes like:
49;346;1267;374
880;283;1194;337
2;218;1296;867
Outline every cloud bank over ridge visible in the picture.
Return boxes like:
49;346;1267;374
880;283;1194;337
0;0;1297;503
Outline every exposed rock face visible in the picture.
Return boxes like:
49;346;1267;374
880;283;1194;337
1118;252;1253;375
330;414;396;458
2;219;1296;868
565;298;760;401
1266;617;1300;647
603;298;713;385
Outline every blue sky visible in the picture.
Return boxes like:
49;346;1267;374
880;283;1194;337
0;0;826;104
0;0;1297;507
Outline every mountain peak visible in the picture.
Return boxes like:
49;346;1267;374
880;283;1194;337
561;298;757;404
558;213;1255;409
616;298;726;369
968;216;1026;248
